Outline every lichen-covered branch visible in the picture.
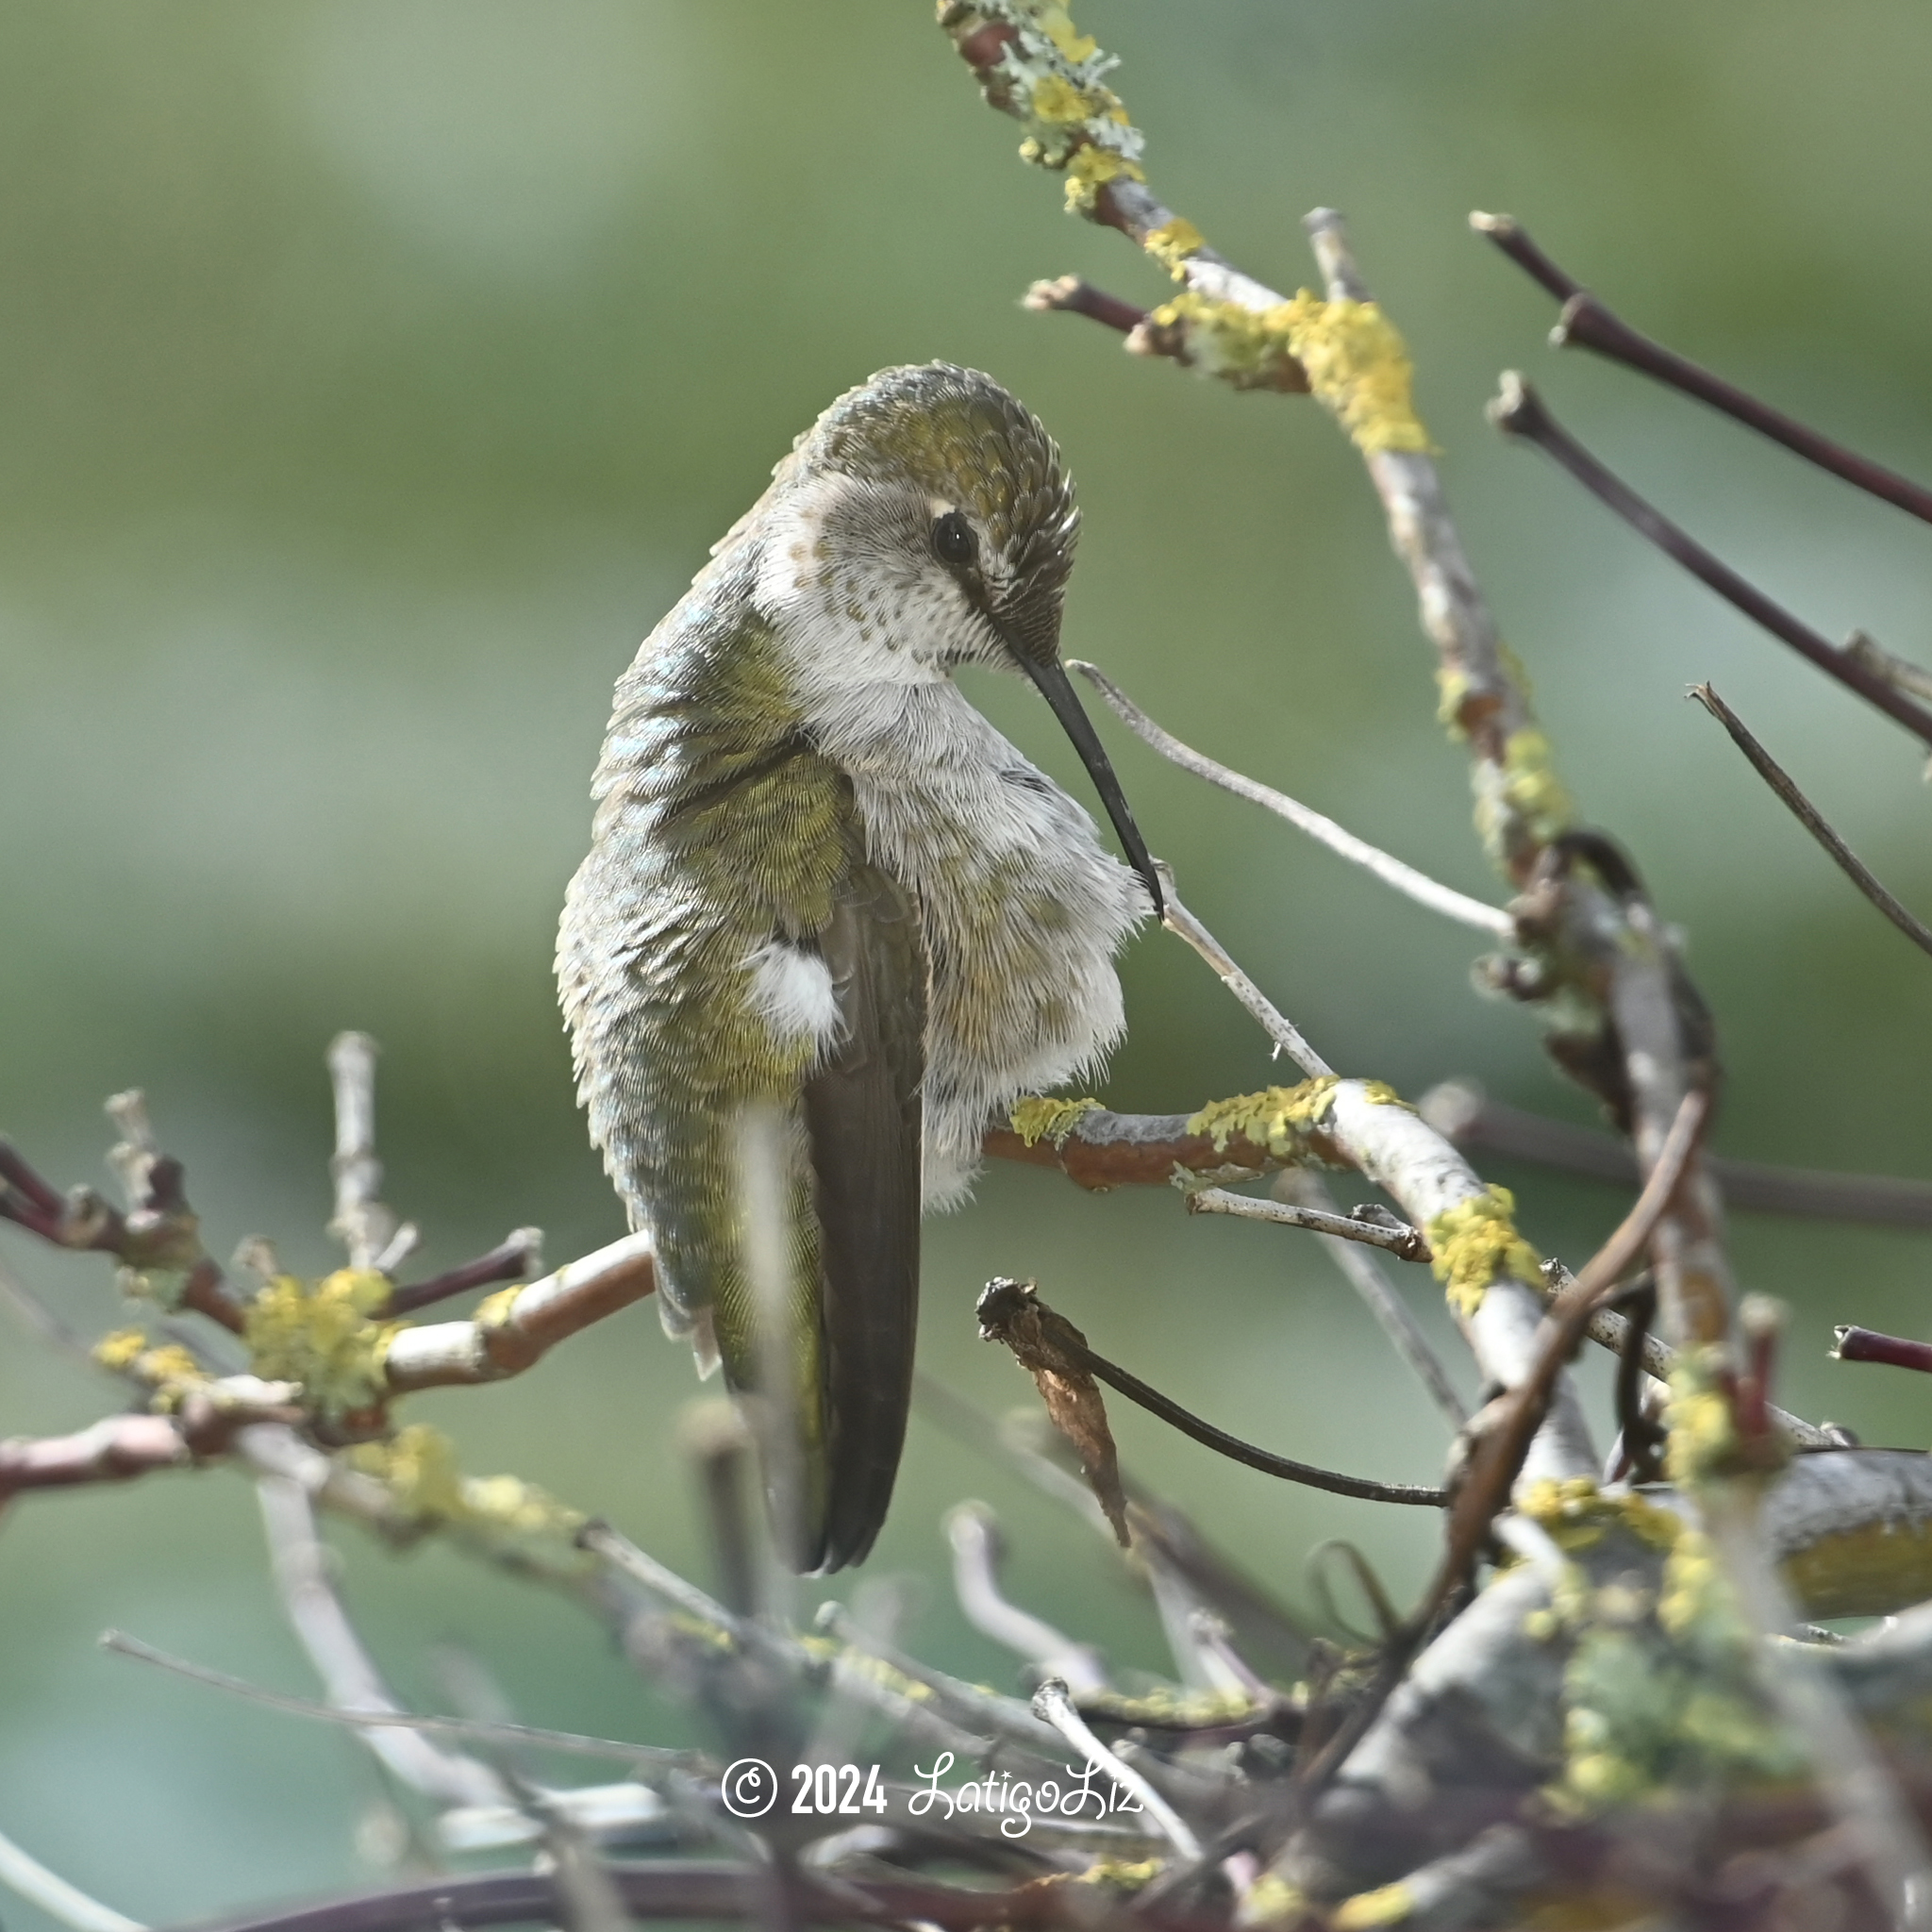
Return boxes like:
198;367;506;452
998;1071;1597;1488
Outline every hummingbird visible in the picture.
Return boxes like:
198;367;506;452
558;363;1158;1573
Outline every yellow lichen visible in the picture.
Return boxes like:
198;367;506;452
1077;1685;1257;1727
1142;215;1203;278
1062;142;1144;212
1035;2;1097;61
1357;1080;1414;1110
1425;1185;1542;1320
244;1268;396;1420
354;1421;467;1521
1277;292;1433;456
1498;729;1574;845
1780;1513;1932;1621
1657;1526;1733;1646
1334;1882;1415;1930
1663;1347;1737;1490
93;1328;149;1373
835;1648;936;1705
348;1423;591;1574
1524;1607;1562;1644
1189;1078;1340;1158
1009;1095;1102;1147
1519;1477;1683;1557
137;1343;205;1388
1030;73;1093;123
1144;291;1304;392
463;1473;588;1553
1435;666;1472;735
1077;1858;1162;1895
93;1327;206;1392
475;1281;525;1329
1538;1500;1802;1819
1236;1875;1305;1928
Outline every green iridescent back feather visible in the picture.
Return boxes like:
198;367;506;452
558;541;851;1528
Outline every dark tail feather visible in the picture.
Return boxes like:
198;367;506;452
797;867;926;1573
814;1217;919;1571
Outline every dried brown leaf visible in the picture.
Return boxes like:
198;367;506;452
975;1277;1130;1546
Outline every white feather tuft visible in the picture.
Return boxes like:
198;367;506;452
744;941;841;1049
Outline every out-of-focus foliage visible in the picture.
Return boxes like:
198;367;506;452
3;1;1931;1918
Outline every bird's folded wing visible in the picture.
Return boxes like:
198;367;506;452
800;861;927;1571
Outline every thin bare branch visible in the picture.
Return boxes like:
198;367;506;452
1031;1678;1203;1860
0;1114;246;1333
996;1077;1599;1484
1489;372;1932;747
1276;1172;1468;1427
912;1374;1317;1681
582;1522;1022;1763
1845;629;1932;706
943;1504;1109;1694
0;1824;144;1932
1075;662;1514;937
1449;1087;1708;1568
0;1415;191;1498
812;1598;1062;1755
326;1031;395;1271
1187;1186;1431;1262
257;1474;511;1810
0;1377;302;1502
1297;208;1553;886
1158;874;1334;1078
987;1280;1446;1507
1472;211;1932;529
1693;682;1932;958
1423;1076;1932;1228
99;1630;695;1770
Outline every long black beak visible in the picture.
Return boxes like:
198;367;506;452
1013;649;1164;919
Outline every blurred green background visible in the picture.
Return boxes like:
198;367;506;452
4;0;1932;1918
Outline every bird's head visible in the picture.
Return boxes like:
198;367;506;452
767;363;1159;912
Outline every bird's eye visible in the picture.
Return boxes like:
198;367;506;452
931;511;977;569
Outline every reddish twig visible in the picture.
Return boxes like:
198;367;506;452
1834;1326;1932;1376
1473;211;1932;529
1023;275;1148;334
0;1386;301;1503
983;1109;1279;1189
0;1133;246;1333
1489;374;1932;749
383;1226;544;1315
